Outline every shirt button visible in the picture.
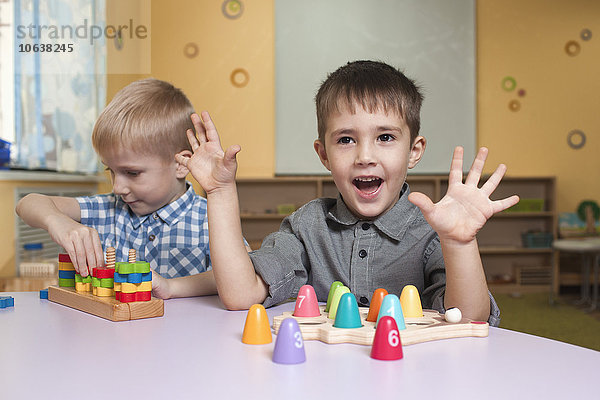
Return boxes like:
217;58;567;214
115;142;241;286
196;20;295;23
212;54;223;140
153;213;159;220
149;234;156;241
359;249;367;258
361;223;370;230
359;296;369;305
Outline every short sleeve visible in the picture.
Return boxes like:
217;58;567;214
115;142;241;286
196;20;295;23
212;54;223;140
249;216;310;308
76;194;116;227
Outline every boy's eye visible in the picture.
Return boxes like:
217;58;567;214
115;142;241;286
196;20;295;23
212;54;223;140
126;171;140;177
338;136;354;144
378;134;394;142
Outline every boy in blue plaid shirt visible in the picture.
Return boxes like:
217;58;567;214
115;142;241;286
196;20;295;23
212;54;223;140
16;79;233;299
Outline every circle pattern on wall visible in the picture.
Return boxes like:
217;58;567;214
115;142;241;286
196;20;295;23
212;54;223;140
230;68;250;88
517;89;526;97
222;0;244;19
508;99;520;112
184;43;199;59
501;76;517;92
581;28;592;41
567;129;586;149
565;40;581;56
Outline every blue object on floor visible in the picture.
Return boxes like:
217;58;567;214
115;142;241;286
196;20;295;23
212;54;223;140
0;296;14;308
40;289;49;299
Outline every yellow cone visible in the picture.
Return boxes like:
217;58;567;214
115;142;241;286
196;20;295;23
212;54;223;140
400;285;423;318
328;285;350;320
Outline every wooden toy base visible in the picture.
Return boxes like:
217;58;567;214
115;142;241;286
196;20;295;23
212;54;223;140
272;306;488;346
48;286;164;321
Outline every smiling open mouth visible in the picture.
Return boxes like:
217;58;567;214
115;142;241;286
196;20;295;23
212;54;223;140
353;177;383;194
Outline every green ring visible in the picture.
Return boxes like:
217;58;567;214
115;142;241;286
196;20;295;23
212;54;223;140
501;76;517;92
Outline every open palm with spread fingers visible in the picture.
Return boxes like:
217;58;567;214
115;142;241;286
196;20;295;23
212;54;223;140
176;111;240;194
408;147;520;244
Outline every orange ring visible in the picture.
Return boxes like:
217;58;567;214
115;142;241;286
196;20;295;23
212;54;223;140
508;100;520;112
183;43;199;59
230;68;249;88
565;40;580;56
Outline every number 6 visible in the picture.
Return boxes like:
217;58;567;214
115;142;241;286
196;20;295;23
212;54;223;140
388;330;399;347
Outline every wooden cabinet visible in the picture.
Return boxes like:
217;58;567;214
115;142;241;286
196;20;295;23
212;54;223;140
237;175;557;293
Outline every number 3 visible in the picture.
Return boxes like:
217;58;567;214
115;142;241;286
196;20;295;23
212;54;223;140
294;331;303;349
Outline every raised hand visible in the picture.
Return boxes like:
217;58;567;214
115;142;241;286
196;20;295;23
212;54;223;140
175;111;241;195
408;147;519;244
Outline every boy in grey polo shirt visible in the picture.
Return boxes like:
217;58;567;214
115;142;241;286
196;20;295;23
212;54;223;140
177;60;519;325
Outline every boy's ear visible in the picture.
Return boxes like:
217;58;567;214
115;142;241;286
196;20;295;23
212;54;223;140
408;136;426;169
175;150;192;178
314;140;331;171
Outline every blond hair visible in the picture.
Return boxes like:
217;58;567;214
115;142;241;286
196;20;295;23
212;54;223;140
92;79;195;162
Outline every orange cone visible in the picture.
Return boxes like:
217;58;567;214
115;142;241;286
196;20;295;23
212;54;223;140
242;304;272;344
366;288;388;322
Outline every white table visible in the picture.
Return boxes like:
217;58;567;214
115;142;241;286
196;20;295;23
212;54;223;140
1;292;598;400
552;238;600;310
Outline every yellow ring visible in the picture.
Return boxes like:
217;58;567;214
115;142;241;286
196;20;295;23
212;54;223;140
565;40;581;56
230;68;250;88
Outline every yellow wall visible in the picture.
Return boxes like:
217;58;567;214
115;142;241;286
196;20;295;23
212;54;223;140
477;0;600;213
6;0;598;277
148;0;274;178
104;0;274;190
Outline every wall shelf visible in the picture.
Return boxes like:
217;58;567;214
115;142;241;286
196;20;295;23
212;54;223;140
237;175;557;293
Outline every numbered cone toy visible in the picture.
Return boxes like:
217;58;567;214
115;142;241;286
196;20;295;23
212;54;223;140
377;294;406;330
371;316;404;360
293;285;320;317
273;318;306;364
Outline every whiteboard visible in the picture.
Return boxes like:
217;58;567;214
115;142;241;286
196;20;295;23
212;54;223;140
275;0;476;175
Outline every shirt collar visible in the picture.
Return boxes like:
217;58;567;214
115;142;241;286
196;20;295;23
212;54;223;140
326;182;421;240
127;182;195;229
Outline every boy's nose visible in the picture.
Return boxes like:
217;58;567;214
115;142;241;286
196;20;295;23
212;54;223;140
355;143;377;166
112;175;129;196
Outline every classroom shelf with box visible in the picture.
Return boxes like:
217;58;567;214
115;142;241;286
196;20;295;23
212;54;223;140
236;175;558;294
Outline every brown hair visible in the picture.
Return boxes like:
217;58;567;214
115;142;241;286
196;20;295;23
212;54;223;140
92;79;195;162
315;60;423;144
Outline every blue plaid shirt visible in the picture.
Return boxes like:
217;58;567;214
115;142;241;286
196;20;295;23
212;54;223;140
77;183;210;278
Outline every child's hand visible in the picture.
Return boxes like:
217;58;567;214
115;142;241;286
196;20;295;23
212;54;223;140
408;146;519;245
175;111;241;195
47;215;104;277
151;270;171;299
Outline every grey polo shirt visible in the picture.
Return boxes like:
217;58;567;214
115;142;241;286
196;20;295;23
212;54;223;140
249;183;501;326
